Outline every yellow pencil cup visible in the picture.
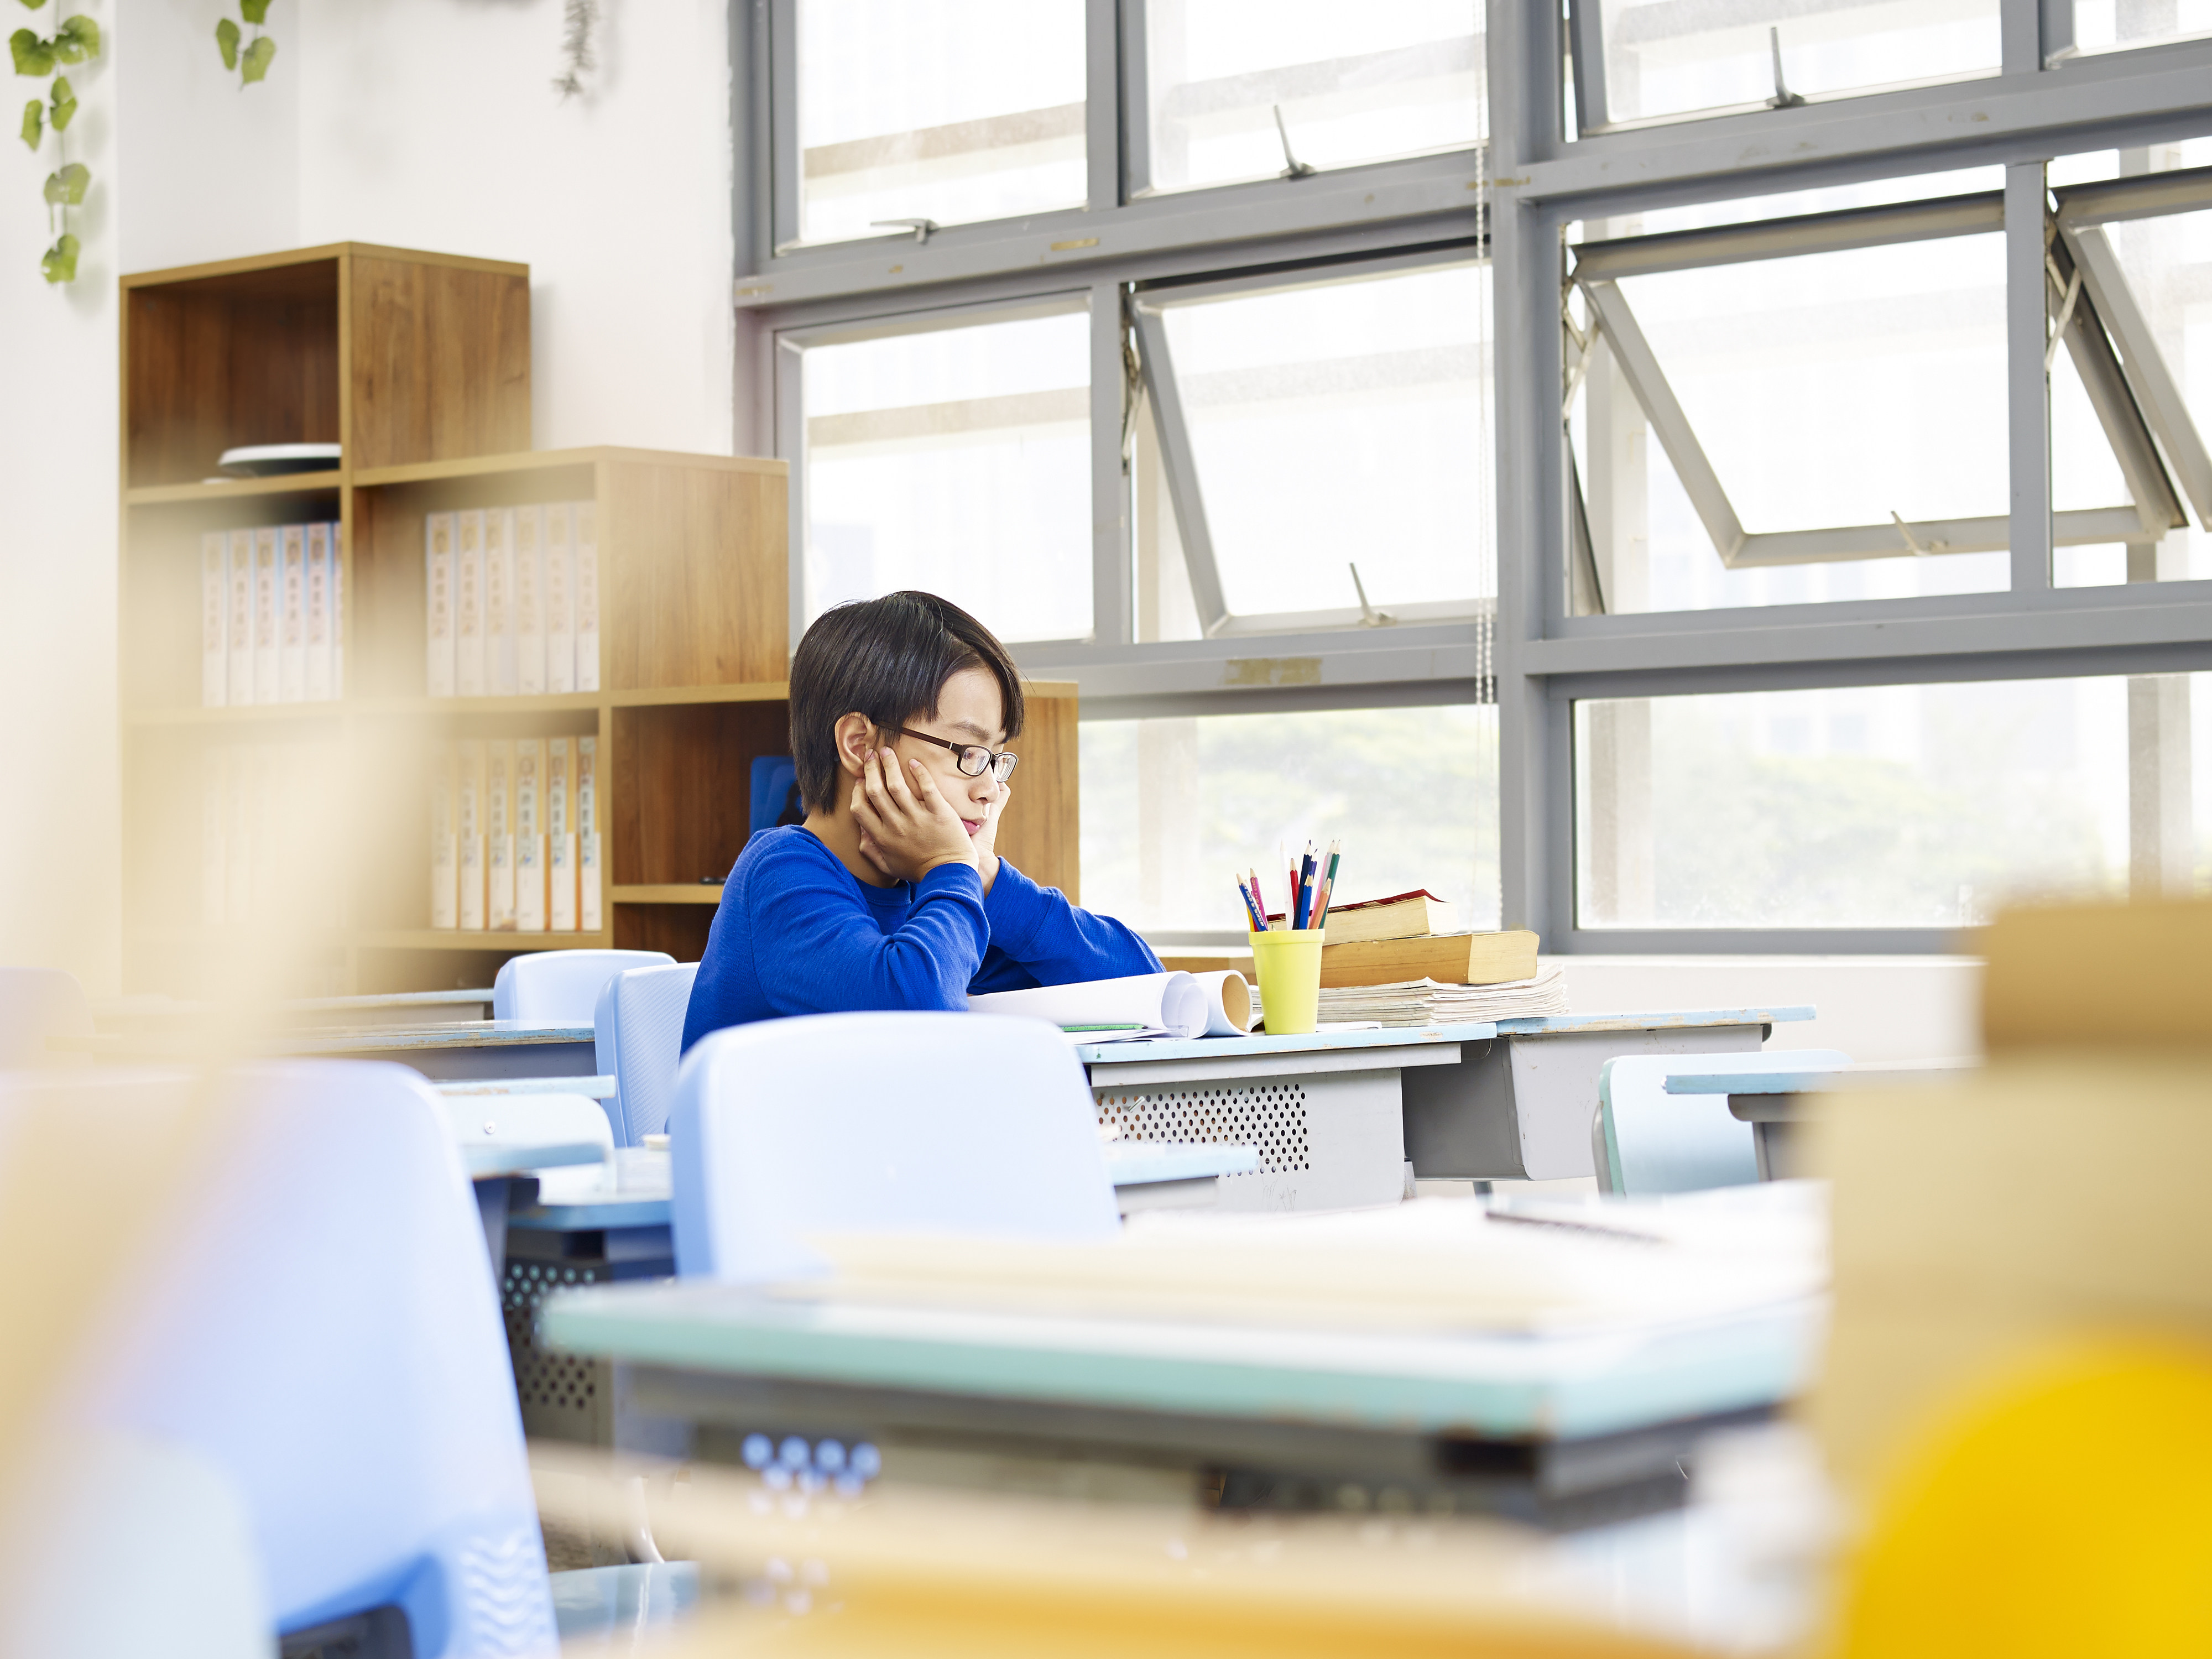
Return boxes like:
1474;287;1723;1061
1249;929;1324;1035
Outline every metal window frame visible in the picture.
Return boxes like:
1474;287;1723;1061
744;0;2212;955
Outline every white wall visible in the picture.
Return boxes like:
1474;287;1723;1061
296;0;737;456
1545;956;1984;1063
0;0;119;993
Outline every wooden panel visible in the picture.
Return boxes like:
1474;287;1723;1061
604;460;788;691
348;255;530;471
611;701;789;887
613;904;717;963
125;267;340;487
995;687;1079;902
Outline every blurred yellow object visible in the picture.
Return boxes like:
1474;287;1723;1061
1833;1339;2212;1658
1979;898;2212;1052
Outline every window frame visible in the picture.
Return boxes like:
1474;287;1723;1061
739;0;2212;953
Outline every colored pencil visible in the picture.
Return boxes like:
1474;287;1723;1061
1315;839;1343;927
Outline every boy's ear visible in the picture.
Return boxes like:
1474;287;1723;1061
832;712;876;777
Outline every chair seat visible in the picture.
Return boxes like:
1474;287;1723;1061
551;1562;700;1648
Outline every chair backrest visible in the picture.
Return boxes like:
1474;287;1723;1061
491;950;672;1024
23;1062;556;1655
669;1011;1121;1280
1596;1048;1851;1196
593;962;701;1145
0;966;91;1067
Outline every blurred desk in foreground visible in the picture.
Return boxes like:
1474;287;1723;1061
543;1280;1820;1528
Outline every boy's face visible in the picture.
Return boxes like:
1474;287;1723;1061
882;664;1008;836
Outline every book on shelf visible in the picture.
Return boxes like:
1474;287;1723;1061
425;512;456;698
457;739;487;932
487;739;517;931
330;522;345;698
201;533;227;708
515;504;545;697
486;507;517;697
305;523;332;703
1253;966;1568;1029
226;528;254;705
224;744;253;925
197;739;341;929
574;502;599;694
547;735;577;932
1319;928;1540;990
279;525;307;705
514;737;546;932
456;508;486;698
577;733;601;932
544;502;576;696
253;526;280;706
429;742;458;931
201;746;226;922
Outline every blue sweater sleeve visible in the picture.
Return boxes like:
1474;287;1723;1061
751;852;990;1017
968;859;1162;995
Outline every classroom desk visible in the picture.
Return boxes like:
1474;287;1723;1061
500;1142;1262;1446
1076;1009;1816;1203
541;1279;1821;1528
1667;1057;1976;1180
64;1020;597;1081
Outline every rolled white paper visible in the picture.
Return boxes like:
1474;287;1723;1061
968;972;1210;1040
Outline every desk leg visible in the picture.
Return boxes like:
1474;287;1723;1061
473;1175;513;1270
1404;1026;1766;1181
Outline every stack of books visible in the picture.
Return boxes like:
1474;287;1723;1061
427;735;602;932
1253;890;1567;1028
424;502;599;698
199;524;345;706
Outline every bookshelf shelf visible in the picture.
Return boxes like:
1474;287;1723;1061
612;885;724;905
126;471;348;508
121;243;1082;999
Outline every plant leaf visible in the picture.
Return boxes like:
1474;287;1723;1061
41;231;78;283
43;160;85;204
239;0;270;23
46;72;71;129
240;33;274;82
15;0;49;11
10;27;54;75
18;95;36;147
50;11;91;61
215;15;238;70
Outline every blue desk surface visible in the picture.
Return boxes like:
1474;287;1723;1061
1667;1070;1837;1097
542;1282;1822;1442
1077;1007;1813;1067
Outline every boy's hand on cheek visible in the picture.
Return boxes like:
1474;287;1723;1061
971;777;1009;895
851;747;979;883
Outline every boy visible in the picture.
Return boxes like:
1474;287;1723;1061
680;591;1160;1049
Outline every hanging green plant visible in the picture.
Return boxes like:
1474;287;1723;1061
12;0;100;284
215;0;275;85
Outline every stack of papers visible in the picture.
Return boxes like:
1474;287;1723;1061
1307;966;1570;1026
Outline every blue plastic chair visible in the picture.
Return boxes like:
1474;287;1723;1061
26;1061;679;1655
1594;1048;1851;1195
669;1011;1121;1280
492;950;673;1024
593;962;700;1145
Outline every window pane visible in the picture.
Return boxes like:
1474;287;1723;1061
801;307;1092;643
1597;0;2000;128
2049;151;2212;589
1574;680;2135;929
2067;0;2212;58
1569;229;2011;613
1081;706;1500;936
796;0;1086;246
1142;1;1483;196
1152;262;1495;619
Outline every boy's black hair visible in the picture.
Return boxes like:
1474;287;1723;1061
788;591;1026;812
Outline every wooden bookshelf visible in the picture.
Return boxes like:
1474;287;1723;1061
118;243;1083;997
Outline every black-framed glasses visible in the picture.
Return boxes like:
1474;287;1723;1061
890;726;1019;784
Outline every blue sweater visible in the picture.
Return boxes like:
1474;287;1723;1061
680;826;1161;1051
